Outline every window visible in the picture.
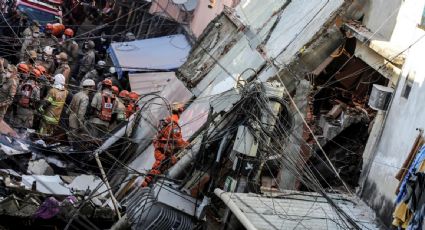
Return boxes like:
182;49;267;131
401;71;415;99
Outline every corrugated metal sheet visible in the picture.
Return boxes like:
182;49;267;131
108;34;191;75
227;191;379;230
129;72;176;95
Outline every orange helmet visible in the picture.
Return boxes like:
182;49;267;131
35;65;46;75
45;23;53;31
30;68;41;78
17;63;30;73
64;28;74;37
111;86;119;95
128;92;139;101
119;90;129;98
102;79;113;87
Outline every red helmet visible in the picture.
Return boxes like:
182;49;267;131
35;65;46;75
119;90;129;98
30;68;41;78
102;79;113;87
17;63;30;73
111;86;119;95
45;23;53;31
64;28;74;37
128;92;139;101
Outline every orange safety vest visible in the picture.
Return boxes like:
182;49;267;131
19;83;34;108
99;93;115;121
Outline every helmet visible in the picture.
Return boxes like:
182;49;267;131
171;103;184;114
102;79;113;87
82;79;95;87
56;52;68;61
64;28;74;37
30;68;41;78
43;46;53;56
111;86;119;95
29;50;37;59
45;23;53;31
17;63;30;73
32;20;40;27
35;65;46;75
119;90;129;98
86;40;95;49
54;74;65;86
125;32;135;41
97;60;106;68
109;67;116;74
128;92;139;101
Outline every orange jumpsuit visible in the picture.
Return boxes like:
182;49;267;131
142;114;189;187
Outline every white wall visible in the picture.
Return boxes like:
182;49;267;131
361;0;425;224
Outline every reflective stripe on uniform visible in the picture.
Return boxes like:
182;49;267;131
47;97;65;107
43;115;59;124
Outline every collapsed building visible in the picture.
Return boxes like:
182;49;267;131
0;0;416;228
94;0;387;229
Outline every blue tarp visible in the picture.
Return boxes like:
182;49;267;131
108;34;191;79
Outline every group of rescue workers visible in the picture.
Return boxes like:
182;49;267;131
0;20;190;187
0;21;140;138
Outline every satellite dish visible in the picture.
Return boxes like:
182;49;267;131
172;0;188;4
183;0;198;11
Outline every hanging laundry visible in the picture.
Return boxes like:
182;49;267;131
396;146;425;203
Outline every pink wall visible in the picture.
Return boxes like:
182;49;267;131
149;0;238;38
150;0;186;23
190;0;235;37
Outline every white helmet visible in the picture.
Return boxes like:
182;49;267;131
43;46;53;56
109;67;116;74
97;60;106;67
54;74;65;86
82;79;95;87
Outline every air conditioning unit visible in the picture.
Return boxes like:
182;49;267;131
368;84;394;111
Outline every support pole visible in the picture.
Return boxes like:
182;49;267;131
214;188;257;230
95;153;122;219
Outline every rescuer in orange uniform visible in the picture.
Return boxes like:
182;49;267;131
126;92;139;118
142;103;190;187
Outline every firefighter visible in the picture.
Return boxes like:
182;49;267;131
54;52;71;84
20;21;41;61
40;23;60;47
38;74;68;136
34;65;50;100
81;60;106;87
118;90;130;117
126;92;139;118
109;86;126;131
88;79;117;138
17;62;30;80
67;79;95;147
142;103;190;187
14;68;41;129
41;46;56;75
62;28;79;78
0;63;18;123
78;40;96;81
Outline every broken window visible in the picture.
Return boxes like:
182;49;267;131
401;70;415;99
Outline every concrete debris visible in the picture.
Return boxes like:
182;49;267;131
27;159;54;175
0;0;398;228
